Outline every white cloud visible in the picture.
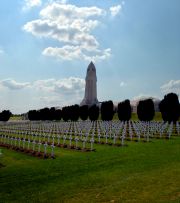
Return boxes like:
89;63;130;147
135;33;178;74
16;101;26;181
83;48;111;62
50;0;68;4
0;77;85;111
43;46;83;60
22;0;42;11
132;94;159;101
33;79;55;92
39;3;105;19
110;5;122;17
33;77;85;107
0;79;30;90
160;80;180;95
23;2;113;62
42;46;111;61
120;81;126;87
38;96;63;106
0;77;85;94
33;77;85;94
0;47;4;54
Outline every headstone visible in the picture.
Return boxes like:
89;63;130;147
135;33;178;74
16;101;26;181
83;137;87;149
63;135;67;145
57;135;60;145
69;135;72;147
23;138;26;149
90;137;94;151
98;133;101;143
32;140;36;152
27;139;31;150
113;133;117;145
38;142;42;153
51;144;55;158
44;142;48;157
75;136;79;149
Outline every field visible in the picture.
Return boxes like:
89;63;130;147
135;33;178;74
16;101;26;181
1;122;180;203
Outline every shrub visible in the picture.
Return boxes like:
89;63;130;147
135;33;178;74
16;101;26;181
79;105;89;120
159;93;180;123
101;100;114;121
0;110;12;121
89;105;99;121
118;99;132;121
70;105;80;121
137;99;155;121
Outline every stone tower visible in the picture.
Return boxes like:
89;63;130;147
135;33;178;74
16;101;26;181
81;61;98;106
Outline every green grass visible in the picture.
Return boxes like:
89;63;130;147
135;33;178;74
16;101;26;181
9;115;22;121
1;137;180;203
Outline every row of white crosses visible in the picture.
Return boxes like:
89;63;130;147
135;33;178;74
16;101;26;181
131;121;179;140
0;121;156;145
0;134;55;158
0;120;167;137
95;120;179;143
0;122;95;151
0;120;179;151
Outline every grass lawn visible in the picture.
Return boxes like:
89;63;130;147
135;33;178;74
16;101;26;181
1;136;180;203
9;116;22;121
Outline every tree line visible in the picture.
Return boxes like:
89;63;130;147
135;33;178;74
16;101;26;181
0;110;12;121
27;92;180;123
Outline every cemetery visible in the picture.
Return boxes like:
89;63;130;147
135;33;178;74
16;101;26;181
0;120;179;157
0;118;180;202
0;69;180;202
1;1;180;201
0;64;180;202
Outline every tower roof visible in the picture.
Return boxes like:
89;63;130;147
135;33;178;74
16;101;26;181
87;61;96;72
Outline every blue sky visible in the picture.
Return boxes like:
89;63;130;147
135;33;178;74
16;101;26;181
0;0;180;114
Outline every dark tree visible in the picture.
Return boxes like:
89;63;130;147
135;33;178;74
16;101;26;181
28;107;62;121
54;109;62;120
137;99;155;121
70;104;80;121
79;105;89;120
159;93;180;123
62;106;70;121
49;107;56;120
159;99;168;122
89;104;99;121
39;108;50;120
28;110;38;120
118;99;132;121
0;110;12;121
101;100;114;121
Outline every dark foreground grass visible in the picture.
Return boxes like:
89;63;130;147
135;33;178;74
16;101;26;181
1;137;180;203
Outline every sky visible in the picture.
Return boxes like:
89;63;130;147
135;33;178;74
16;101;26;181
0;0;180;114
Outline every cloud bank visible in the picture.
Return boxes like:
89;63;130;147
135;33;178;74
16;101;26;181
0;77;85;110
0;79;30;90
22;0;42;11
160;80;180;95
23;1;123;62
0;77;85;93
